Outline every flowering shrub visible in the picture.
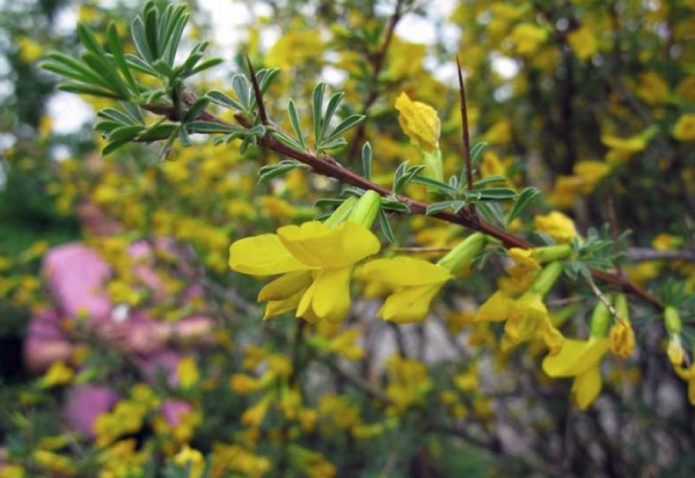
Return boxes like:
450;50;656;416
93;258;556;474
1;0;694;476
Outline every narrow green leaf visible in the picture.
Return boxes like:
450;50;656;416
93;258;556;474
425;200;464;216
312;82;326;145
144;6;160;59
476;202;506;227
57;83;121;99
138;123;178;141
231;74;250;109
288;99;305;149
102;137;132;155
186;121;243;134
466;187;517;201
188;58;223;77
125;54;158;76
378;209;396;244
107;23;137;91
361;142;372;181
410;175;458;195
131;17;154;62
183;98;210;122
107;125;144;143
207;90;244;111
506;187;539;224
325;114;365;141
473;175;507;187
321;91;344;139
81;51;129;98
257;68;280;94
77;24;104;55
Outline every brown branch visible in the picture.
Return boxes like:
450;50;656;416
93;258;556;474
139;102;662;309
456;55;474;193
627;247;695;263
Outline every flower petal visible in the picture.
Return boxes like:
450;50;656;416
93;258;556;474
378;283;444;324
278;221;380;269
357;257;452;287
572;366;602;410
258;271;312;302
542;337;609;377
229;234;305;275
475;291;514;322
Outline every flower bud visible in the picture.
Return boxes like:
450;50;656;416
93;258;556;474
437;233;486;273
529;261;563;297
323;197;357;228
589;300;611;338
395;92;440;153
348;190;380;229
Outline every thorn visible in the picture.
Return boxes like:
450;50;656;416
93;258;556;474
245;55;268;125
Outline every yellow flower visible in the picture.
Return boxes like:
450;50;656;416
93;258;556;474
229;220;380;323
173;446;205;478
573;160;612;193
609;320;635;358
241;395;272;428
17;36;44;63
32;450;76;476
356;257;452;323
230;374;264;394
636;72;670;105
385;355;432;414
673;114;695;142
567;26;598;61
0;465;26;478
394;92;441;153
507;248;541;275
266;30;323;69
542;337;610;410
534;212;577;244
503;291;564;354
327;328;365;361
39;361;74;388
667;334;685;366
177;356;199;389
549;175;583;208
509;23;548;56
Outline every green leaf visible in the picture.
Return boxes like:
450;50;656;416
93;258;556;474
81;51;129;98
425;200;465;216
476;202;506;227
361;142;372;180
57;83;121;99
320;91;344;139
125;54;159;76
231;74;251;109
102;137;132;155
257;68;280;94
466;187;517;201
189;58;224;77
470;141;488;165
97;108;138;125
473;175;507;187
258;161;306;184
381;199;410;213
138;123;178;141
144;5;160;59
272;130;304;150
410;175;458;195
317;137;347;150
77;24;104;56
378;209;396;244
207;90;244;111
312;82;326;145
325;114;365;141
107;125;144;143
107;23;137;91
131;17;154;63
183;98;210;122
506;187;539;224
288;99;305;149
186;121;242;134
42;53;111;89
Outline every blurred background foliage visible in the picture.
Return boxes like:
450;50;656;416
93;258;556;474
1;0;694;477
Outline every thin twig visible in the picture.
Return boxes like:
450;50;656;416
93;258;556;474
456;55;474;193
245;55;268;125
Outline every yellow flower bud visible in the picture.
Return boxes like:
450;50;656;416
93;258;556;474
394;92;440;153
610;320;635;358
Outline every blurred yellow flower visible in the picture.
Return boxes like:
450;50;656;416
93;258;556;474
673;114;695;142
534;211;577;244
567;26;598;61
509;23;548;56
39;361;74;388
